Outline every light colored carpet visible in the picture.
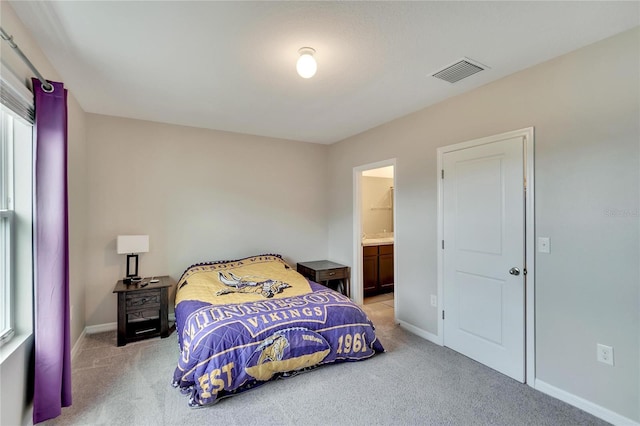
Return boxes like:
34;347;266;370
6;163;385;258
44;298;607;426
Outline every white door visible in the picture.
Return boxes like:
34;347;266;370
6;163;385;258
443;135;525;382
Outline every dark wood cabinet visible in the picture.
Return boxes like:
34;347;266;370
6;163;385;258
112;276;174;346
363;246;378;295
379;244;394;292
363;244;394;296
297;260;351;298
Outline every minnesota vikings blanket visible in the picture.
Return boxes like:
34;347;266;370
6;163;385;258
172;254;384;407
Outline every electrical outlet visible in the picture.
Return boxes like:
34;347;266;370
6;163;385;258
597;343;614;366
430;295;437;307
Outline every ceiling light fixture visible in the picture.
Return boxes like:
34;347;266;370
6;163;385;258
296;47;317;79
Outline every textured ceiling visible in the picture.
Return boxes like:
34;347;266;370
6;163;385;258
9;1;640;144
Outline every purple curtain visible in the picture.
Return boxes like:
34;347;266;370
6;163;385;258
32;79;72;424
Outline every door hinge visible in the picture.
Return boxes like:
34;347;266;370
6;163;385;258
442;310;445;320
441;240;444;249
441;169;444;179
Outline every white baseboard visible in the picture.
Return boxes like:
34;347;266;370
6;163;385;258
85;322;117;334
70;328;86;362
397;319;442;345
534;379;639;426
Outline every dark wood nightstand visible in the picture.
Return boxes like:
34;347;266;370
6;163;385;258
112;276;175;347
297;260;351;298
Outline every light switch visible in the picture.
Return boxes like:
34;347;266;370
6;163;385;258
538;237;550;253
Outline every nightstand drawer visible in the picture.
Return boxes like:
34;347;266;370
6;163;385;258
317;267;348;281
126;289;161;311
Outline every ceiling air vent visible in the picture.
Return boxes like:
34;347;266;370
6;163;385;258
432;58;487;83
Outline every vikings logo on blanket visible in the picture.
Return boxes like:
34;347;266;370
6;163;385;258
216;271;291;298
175;255;313;306
245;328;331;381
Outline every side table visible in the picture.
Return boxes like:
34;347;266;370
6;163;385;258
112;275;174;346
297;260;351;298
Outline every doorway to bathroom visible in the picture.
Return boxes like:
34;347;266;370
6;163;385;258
352;159;397;322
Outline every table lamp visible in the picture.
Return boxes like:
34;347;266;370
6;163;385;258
117;235;149;284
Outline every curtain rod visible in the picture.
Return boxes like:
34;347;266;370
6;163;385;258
0;26;54;93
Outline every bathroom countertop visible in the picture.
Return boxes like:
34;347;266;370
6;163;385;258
362;237;394;246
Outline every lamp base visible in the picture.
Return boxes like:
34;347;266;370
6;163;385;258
123;276;142;285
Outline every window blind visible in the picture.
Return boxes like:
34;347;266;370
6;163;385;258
0;63;34;124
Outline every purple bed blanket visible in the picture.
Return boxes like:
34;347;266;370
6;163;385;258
171;254;384;406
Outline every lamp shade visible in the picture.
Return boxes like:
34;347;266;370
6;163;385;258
117;235;149;254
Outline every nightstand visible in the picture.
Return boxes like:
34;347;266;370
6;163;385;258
297;260;351;298
112;276;175;347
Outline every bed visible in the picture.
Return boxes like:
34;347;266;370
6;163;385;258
171;254;385;406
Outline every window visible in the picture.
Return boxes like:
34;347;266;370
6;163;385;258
0;65;34;348
0;108;15;344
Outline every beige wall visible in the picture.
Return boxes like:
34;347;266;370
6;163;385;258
85;114;329;327
361;176;394;235
327;28;639;422
67;92;88;344
0;3;89;425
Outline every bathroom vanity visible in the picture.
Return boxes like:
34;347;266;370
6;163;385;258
362;240;394;297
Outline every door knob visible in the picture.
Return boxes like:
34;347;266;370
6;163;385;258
509;267;520;276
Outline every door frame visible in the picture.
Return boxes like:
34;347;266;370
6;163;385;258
436;127;535;385
352;158;397;315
